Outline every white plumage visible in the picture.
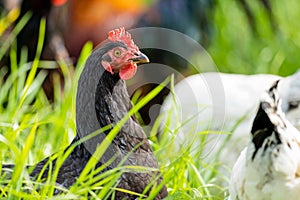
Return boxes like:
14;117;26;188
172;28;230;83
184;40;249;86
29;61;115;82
160;71;300;182
229;81;300;200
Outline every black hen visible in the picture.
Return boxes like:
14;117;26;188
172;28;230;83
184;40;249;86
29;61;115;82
6;27;167;199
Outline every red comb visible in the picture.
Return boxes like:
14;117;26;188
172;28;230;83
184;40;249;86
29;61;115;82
108;27;139;52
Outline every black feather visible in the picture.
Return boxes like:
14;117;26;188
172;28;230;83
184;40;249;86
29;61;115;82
251;81;282;160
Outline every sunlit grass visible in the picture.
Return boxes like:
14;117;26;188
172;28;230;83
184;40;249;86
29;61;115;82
1;0;299;199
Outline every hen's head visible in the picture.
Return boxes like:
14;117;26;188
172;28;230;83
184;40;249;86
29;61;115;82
100;27;149;80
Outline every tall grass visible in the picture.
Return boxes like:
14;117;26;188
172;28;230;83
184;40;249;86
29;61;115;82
1;0;299;199
0;45;225;199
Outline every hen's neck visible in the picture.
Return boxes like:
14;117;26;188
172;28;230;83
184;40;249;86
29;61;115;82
95;70;131;131
94;69;149;154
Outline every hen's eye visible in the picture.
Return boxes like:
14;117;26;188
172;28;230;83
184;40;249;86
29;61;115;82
114;49;121;57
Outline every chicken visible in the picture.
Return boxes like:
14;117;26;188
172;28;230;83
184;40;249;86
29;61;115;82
159;71;300;183
4;28;167;199
229;80;300;200
53;0;215;127
75;27;167;199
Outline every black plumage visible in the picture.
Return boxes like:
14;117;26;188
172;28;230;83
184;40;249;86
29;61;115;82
251;81;283;160
3;33;167;199
76;41;167;199
95;70;165;199
30;134;107;190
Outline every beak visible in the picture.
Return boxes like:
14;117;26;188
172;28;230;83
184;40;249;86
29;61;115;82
130;52;149;65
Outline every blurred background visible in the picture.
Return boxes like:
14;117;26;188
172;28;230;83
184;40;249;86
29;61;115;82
1;0;299;74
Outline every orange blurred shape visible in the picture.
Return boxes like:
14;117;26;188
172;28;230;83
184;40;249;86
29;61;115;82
64;0;147;58
52;0;68;6
70;0;144;25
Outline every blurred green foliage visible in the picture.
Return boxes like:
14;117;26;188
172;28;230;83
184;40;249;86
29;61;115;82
209;0;300;75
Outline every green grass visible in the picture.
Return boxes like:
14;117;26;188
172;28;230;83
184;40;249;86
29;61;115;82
1;0;299;199
0;48;225;199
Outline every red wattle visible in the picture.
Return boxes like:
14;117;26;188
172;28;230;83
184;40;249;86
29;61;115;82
119;64;137;80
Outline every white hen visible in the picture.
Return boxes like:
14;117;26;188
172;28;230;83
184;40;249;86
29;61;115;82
160;70;300;182
229;81;300;200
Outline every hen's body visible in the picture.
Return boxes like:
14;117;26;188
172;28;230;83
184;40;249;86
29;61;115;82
31;134;105;189
28;31;167;199
94;70;167;199
229;81;300;200
160;71;300;187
